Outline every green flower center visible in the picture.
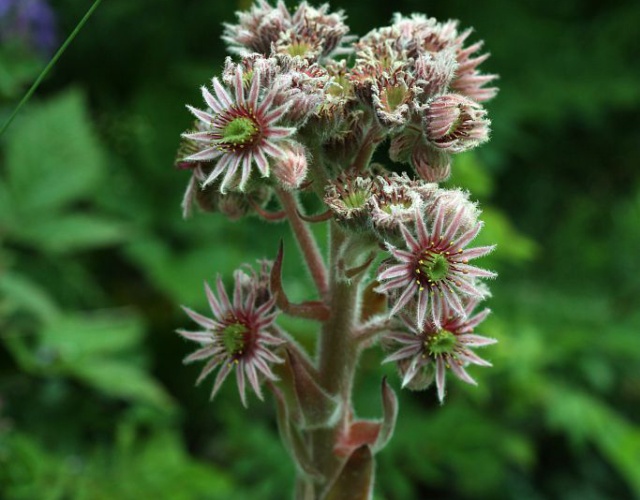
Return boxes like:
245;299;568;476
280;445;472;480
418;252;450;282
383;84;407;112
221;322;249;356
287;41;313;57
344;190;370;209
427;329;457;357
221;117;258;146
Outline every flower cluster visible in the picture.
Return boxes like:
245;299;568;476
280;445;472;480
176;0;500;414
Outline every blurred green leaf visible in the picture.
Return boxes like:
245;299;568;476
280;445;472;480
4;89;105;215
15;214;129;253
39;310;143;360
70;360;174;411
0;271;59;321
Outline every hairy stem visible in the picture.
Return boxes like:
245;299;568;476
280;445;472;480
352;122;383;172
276;188;328;298
308;222;361;496
0;0;104;137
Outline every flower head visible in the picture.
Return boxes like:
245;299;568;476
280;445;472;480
377;200;496;328
384;298;496;402
178;266;285;406
424;94;490;153
182;66;295;192
223;0;354;61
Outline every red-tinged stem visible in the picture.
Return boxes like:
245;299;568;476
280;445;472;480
352;123;383;172
276;188;328;298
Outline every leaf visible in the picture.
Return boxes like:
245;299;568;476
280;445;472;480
16;214;129;253
0;271;59;321
70;360;175;411
323;445;374;500
39;310;144;360
373;377;399;453
4;89;106;215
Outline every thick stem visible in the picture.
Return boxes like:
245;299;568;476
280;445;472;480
310;222;362;496
276;188;328;298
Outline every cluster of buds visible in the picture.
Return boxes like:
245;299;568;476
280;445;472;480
175;2;499;495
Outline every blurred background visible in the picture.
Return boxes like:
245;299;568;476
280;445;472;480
1;0;639;498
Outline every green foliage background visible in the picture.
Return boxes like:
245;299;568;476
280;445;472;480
1;0;639;498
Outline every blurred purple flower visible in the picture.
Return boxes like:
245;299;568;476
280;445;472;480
0;0;57;55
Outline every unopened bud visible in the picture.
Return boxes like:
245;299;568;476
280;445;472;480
424;94;490;153
272;143;309;191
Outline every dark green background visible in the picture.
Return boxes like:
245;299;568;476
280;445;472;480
1;0;639;498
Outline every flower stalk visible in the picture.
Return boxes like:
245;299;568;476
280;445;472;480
174;2;499;497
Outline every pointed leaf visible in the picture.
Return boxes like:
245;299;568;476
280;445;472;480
373;377;399;453
323;445;374;500
287;349;341;430
272;385;323;480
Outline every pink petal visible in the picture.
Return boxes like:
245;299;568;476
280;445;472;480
458;334;497;347
435;357;446;402
389;282;419;316
202;86;223;114
399;223;421;253
219;155;241;193
196;356;222;385
383;343;422;364
450;362;477;385
402;356;422;388
213;77;233;107
181;306;218;330
378;264;409;281
458;245;495;261
176;329;212;343
236;363;247;407
202;156;231;187
442;208;465;242
254;149;269;176
248;69;261;108
210;361;232;400
458;348;492;366
239;154;252;191
216;275;232;310
415;207;431;246
186;147;223;163
246;363;263;400
416;289;430;329
234;66;245;105
266;126;295;139
452;222;482;250
186;105;215;126
185;345;217;363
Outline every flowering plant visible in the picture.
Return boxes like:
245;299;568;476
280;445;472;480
175;1;498;496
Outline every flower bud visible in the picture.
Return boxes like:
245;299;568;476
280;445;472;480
324;173;375;232
426;187;481;238
271;142;309;191
411;141;451;182
424;94;490;153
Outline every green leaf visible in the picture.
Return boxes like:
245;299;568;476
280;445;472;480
70;360;175;411
39;310;143;360
4;89;106;215
0;271;59;321
15;214;129;253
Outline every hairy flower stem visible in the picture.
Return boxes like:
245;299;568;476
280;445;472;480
276;188;329;298
308;222;361;496
352;123;383;172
